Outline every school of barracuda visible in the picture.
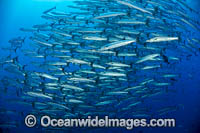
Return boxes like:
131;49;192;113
0;0;200;130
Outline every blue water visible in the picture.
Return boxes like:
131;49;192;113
0;0;200;133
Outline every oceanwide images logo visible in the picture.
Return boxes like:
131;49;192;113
25;115;176;129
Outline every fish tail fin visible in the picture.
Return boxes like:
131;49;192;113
58;77;61;83
146;18;150;27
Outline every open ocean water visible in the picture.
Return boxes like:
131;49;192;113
0;0;200;133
